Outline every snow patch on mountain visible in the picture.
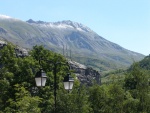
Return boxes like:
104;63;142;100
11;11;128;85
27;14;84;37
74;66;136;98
26;19;92;32
38;23;74;29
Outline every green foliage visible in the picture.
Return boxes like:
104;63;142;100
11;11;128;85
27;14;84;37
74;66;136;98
0;44;149;113
88;85;109;113
124;63;150;112
56;85;91;113
123;91;139;113
107;83;124;113
139;55;150;70
4;84;41;113
89;83;125;113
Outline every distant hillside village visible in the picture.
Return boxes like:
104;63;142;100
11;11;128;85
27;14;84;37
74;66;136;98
0;40;101;85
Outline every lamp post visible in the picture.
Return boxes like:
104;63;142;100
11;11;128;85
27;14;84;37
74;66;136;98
35;60;74;113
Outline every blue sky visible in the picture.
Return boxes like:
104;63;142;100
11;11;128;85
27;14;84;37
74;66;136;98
0;0;150;55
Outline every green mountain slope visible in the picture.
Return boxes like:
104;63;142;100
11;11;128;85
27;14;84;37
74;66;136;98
0;15;145;73
130;55;150;70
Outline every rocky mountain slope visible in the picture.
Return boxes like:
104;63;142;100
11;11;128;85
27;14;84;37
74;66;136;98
0;15;145;73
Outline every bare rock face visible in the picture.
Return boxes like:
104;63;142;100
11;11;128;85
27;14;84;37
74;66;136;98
0;40;7;49
69;60;101;85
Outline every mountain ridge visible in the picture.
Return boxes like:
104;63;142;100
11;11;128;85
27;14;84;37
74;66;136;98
26;19;92;33
0;15;145;72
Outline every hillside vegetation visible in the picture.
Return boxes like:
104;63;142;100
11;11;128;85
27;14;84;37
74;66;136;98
0;44;149;113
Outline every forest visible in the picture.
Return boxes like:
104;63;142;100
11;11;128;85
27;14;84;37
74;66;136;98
0;44;150;113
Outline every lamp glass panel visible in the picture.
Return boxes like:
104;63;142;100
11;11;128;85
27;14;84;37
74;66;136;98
69;82;74;90
41;77;46;86
64;81;74;90
35;78;42;86
35;77;47;86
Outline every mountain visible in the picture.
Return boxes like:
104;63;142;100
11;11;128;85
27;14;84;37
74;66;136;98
0;15;145;73
129;55;150;71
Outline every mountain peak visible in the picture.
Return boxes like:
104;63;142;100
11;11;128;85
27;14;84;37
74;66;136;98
26;19;45;24
26;19;36;23
26;19;91;32
59;20;91;32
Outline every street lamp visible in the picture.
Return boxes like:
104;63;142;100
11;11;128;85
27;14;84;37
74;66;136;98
34;60;74;113
63;73;74;91
35;69;47;87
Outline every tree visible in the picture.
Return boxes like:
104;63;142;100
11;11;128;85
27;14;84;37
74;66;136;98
88;84;110;113
107;83;124;113
123;91;139;113
57;84;91;113
4;84;41;113
0;44;41;112
124;63;150;112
